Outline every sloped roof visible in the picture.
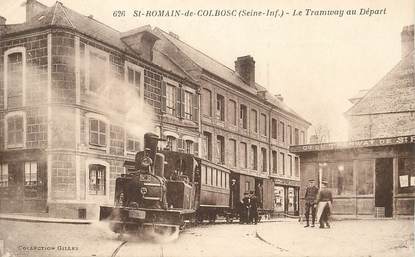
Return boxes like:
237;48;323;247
2;1;188;79
345;50;415;116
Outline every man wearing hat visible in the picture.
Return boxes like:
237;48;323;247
316;180;333;228
304;179;319;227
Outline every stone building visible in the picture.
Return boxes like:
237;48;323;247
0;0;200;219
0;0;310;218
291;25;415;218
153;31;310;215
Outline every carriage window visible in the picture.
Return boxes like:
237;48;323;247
206;167;212;186
89;164;106;195
0;164;8;187
212;169;217;186
201;165;207;185
89;119;107;147
24;161;37;186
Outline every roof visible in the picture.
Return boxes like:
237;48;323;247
2;1;188;79
345;49;415;116
154;27;310;125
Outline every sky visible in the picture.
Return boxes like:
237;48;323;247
1;0;414;141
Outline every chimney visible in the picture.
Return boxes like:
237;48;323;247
401;25;414;58
0;16;6;25
26;0;48;22
235;55;255;87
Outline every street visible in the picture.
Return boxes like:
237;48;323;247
0;218;414;257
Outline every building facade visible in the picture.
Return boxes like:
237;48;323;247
0;0;310;218
292;25;415;218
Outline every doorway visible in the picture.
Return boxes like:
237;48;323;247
375;158;393;217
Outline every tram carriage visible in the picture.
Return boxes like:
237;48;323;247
99;132;274;235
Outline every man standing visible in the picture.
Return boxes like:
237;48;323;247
249;191;259;224
316;181;333;229
304;179;319;227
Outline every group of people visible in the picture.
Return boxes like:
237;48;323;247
239;191;259;224
303;179;333;229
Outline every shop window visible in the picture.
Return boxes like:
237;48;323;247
251;145;258;170
202;132;212;160
228;100;237;125
202;88;212;117
250;109;258;133
239;142;247;168
24;161;37;186
272;151;278;173
322;162;354;195
274;186;285;212
89;118;107;147
260;113;267;136
6;114;24;148
216;94;225;121
271;118;277;139
5;49;25;108
356;160;374;195
126;133;140;152
240;104;247;129
228;139;237;167
261;148;267;172
88;164;106;195
216;136;225;164
398;157;415;193
0;164;8;187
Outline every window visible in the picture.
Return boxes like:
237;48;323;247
288;155;293;176
251;145;258;170
240;104;247;129
88;50;108;93
272;151;277;173
216;94;225;121
356;160;374;195
287;125;292;144
294;157;300;177
185;140;193;154
6;50;24;108
89;119;107;146
88;164;106;195
126;63;143;97
250;109;258;133
203;132;212;160
202;165;207;185
0;164;8;187
216;136;225;164
6;115;24;148
207;167;212;185
166;136;177;151
184;91;193;120
126;133;140;152
294;128;300;145
279;122;285;142
239;142;247;168
165;83;176;115
398;157;415;193
322;162;354;195
271;119;277;139
202;88;212;116
228;100;237;125
300;131;305;144
229;139;237;167
261;148;267;172
260;113;267;136
24;161;37;186
279;152;285;175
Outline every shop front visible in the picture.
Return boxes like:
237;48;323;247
272;177;300;216
291;135;415;217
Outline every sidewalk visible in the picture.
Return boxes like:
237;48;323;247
0;213;93;224
255;219;414;257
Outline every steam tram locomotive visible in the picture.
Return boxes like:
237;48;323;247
99;133;274;235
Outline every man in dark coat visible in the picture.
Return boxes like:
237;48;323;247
304;179;319;227
241;192;251;224
316;181;333;229
249;191;259;224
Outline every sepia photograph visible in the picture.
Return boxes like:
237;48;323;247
0;0;414;256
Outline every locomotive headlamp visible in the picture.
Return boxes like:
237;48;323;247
140;187;148;195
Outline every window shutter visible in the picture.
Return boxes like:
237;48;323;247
180;87;185;119
194;142;199;157
175;86;181;118
161;81;167;113
192;93;199;123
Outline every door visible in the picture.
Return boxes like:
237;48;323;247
6;162;24;212
375;158;393;217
